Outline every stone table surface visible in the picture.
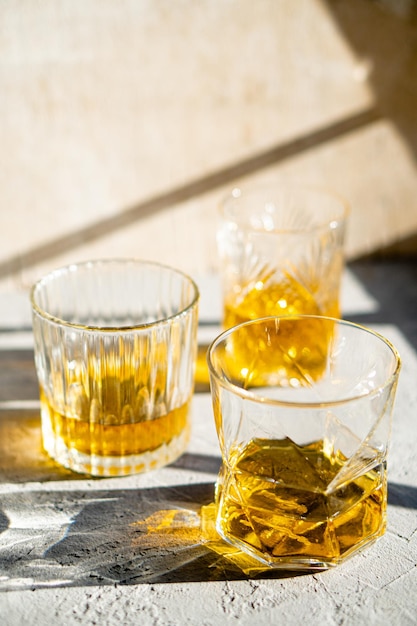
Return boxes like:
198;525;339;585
0;261;416;625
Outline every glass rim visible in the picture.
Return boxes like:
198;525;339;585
30;258;200;333
220;182;350;235
207;315;401;409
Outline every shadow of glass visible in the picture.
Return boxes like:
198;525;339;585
0;509;8;534
0;482;306;592
1;476;416;592
388;482;417;509
169;451;221;475
347;259;417;352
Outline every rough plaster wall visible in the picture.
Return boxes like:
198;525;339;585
0;0;416;292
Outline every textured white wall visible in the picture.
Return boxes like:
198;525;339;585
0;0;416;291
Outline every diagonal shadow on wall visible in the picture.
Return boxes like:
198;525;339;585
0;107;381;282
2;0;417;284
325;0;417;163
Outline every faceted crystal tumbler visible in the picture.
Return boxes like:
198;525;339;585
207;316;401;570
218;183;349;329
31;259;199;477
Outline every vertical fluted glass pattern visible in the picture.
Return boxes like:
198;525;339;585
31;259;199;476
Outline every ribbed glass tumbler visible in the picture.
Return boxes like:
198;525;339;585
207;316;401;570
31;259;199;477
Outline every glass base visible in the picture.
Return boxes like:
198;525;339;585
41;412;190;477
215;520;384;572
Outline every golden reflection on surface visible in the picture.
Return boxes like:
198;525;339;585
132;502;271;576
0;409;84;482
194;344;211;392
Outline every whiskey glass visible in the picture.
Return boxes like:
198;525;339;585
31;259;199;477
207;315;401;570
218;183;349;329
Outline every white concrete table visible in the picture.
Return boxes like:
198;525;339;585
0;266;416;625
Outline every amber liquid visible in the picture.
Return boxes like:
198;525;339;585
41;388;188;456
221;275;339;387
217;438;386;566
40;356;190;474
223;273;340;330
217;315;335;389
